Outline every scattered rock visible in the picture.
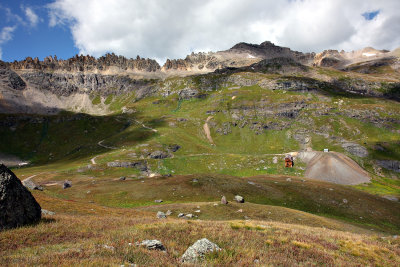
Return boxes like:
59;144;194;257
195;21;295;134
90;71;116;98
221;196;228;204
192;178;199;183
166;210;172;216
41;209;55;216
286;178;292;182
237;209;243;213
156;211;167;219
247;181;255;185
185;213;194;219
181;238;221;263
178;213;185;218
137;240;166;251
22;178;43;191
119;176;126;181
63;180;72;189
342;199;348;204
0;165;42;230
154;199;163;203
194;210;201;213
234;195;244;203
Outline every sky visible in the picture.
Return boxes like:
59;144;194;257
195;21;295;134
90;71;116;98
0;0;399;63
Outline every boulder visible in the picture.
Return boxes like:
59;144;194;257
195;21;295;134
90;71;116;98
178;213;185;218
0;164;41;230
149;151;170;159
63;181;72;189
22;178;43;191
157;211;166;219
119;176;126;181
181;238;221;263
137;240;166;251
221;196;228;204
234;195;244;203
185;213;194;219
154;199;163;203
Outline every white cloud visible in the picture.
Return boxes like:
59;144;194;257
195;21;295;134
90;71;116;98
47;0;400;61
24;7;39;27
0;26;17;60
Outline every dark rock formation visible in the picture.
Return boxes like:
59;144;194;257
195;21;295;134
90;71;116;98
0;164;41;230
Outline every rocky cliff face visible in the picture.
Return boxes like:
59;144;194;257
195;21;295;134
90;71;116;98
10;53;160;73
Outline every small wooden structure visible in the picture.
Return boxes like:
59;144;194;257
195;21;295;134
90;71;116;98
284;155;293;168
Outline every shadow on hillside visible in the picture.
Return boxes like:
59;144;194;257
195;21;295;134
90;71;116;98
0;109;166;167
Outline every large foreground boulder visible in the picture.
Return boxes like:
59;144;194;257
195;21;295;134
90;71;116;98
0;164;41;230
181;238;221;263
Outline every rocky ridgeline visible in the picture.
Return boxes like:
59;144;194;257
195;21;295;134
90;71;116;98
10;53;160;72
229;41;315;65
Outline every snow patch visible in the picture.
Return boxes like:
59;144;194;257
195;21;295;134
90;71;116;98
362;52;376;57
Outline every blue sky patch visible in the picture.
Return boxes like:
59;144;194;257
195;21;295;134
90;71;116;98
362;10;380;20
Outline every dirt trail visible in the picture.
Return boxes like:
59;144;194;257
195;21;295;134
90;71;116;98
299;151;370;185
203;116;214;144
90;155;98;165
98;140;118;150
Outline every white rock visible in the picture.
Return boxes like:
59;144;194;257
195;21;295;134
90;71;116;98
181;238;221;263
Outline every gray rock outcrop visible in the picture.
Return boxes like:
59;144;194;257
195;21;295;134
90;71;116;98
376;160;400;173
0;164;41;230
181;238;221;263
341;142;368;158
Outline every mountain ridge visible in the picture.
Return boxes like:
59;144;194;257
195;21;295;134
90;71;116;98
6;40;397;77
